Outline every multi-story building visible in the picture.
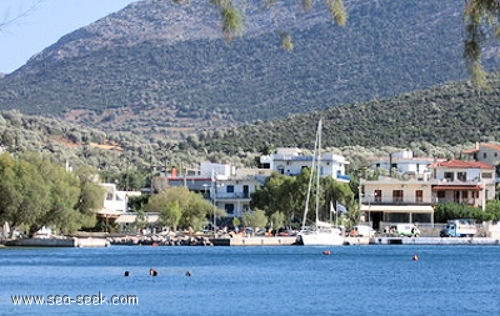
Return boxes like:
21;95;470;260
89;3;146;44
360;159;496;230
261;147;350;182
428;159;496;209
461;142;500;180
368;150;442;180
168;162;271;219
359;177;434;230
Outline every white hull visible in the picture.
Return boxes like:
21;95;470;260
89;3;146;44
297;229;345;246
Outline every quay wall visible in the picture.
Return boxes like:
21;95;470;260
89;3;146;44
371;237;500;245
212;236;371;246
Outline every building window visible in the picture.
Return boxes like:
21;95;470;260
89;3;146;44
374;190;382;202
226;185;234;193
225;204;234;215
415;190;423;203
437;191;446;199
482;172;493;179
392;190;403;203
483;152;487;159
457;172;466;182
444;172;454;182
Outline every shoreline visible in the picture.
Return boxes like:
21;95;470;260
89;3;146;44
2;235;500;248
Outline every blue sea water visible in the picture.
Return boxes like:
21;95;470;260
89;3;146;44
1;245;499;316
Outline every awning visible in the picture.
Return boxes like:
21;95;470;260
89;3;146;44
360;205;434;213
115;213;160;224
97;209;124;218
432;185;482;191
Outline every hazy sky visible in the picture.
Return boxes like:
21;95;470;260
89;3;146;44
0;0;138;74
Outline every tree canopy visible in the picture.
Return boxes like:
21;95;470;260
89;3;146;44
0;152;104;236
145;187;218;231
250;169;355;228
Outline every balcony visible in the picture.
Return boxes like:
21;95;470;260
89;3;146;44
336;174;350;181
215;193;251;200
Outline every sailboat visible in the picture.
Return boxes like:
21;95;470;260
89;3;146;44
296;119;345;246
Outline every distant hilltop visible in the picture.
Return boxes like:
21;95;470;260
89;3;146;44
0;0;500;141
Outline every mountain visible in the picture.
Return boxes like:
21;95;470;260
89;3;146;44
1;0;498;141
191;73;500;154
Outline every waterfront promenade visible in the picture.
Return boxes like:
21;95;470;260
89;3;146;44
3;233;500;247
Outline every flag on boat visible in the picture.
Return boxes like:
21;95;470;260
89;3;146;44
336;202;347;214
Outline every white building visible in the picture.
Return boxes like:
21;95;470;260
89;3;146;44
360;177;434;230
97;183;143;230
368;150;441;180
462;142;500;181
100;183;141;214
168;163;272;218
428;159;496;209
360;159;496;230
263;147;350;182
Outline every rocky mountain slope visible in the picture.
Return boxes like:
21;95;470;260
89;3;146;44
0;0;499;141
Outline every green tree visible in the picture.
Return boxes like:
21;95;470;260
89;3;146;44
128;195;150;212
11;157;51;236
73;166;105;230
133;209;149;233
232;216;241;230
145;187;214;232
147;192;182;231
40;159;81;234
434;202;487;222
269;211;285;231
250;172;302;226
0;153;104;236
242;209;268;233
485;200;500;221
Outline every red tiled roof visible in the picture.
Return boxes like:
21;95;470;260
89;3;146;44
428;159;494;169
462;143;500;154
481;143;500;150
461;148;478;154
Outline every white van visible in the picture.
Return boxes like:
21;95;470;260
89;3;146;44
396;224;420;237
352;225;376;237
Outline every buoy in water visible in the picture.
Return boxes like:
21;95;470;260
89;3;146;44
124;271;130;277
149;268;158;276
151;242;158;247
322;250;331;255
412;254;419;261
185;271;191;277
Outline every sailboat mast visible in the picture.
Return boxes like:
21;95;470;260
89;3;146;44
315;119;322;226
301;119;320;228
